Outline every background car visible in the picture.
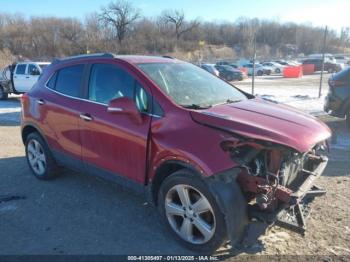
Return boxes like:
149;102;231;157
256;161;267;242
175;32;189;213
201;64;220;77
324;67;350;127
335;55;350;65
274;60;290;66
215;65;245;81
302;58;342;73
242;63;271;76
262;62;285;74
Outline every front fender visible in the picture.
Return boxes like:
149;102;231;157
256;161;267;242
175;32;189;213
204;167;249;246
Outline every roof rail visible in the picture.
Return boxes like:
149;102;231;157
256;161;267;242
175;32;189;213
52;53;116;64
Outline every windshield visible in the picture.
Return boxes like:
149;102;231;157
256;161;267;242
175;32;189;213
138;62;247;108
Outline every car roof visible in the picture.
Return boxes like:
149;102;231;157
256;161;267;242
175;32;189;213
17;61;50;65
52;53;178;66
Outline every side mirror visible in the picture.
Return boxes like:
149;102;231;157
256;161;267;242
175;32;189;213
107;97;142;123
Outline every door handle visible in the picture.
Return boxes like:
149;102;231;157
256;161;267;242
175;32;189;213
37;99;45;105
80;113;93;122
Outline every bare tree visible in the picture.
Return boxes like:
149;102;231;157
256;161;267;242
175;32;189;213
161;10;199;41
99;0;140;44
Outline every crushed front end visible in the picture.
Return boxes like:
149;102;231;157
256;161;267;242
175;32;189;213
221;138;329;235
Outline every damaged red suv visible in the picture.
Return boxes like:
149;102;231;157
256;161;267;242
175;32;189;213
21;54;331;252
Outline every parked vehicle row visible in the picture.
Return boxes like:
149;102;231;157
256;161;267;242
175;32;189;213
302;58;342;73
201;64;247;81
21;53;331;252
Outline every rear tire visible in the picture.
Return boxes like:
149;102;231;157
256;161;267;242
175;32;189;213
257;70;263;76
0;85;8;100
25;132;60;180
275;68;281;74
158;169;227;253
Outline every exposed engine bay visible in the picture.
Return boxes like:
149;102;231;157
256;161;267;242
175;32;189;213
221;138;329;233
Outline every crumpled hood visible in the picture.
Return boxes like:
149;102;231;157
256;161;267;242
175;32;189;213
190;98;332;152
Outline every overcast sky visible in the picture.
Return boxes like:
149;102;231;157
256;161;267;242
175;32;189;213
1;0;349;32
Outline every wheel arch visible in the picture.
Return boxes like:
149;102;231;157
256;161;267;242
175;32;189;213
21;123;47;145
149;160;202;206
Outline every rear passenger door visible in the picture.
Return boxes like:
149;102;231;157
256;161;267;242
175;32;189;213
79;62;153;185
41;64;86;169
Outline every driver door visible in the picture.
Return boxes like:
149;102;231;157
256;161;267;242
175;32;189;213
79;62;152;184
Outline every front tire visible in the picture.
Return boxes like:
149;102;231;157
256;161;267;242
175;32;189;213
158;169;227;253
25;132;60;180
275;68;281;74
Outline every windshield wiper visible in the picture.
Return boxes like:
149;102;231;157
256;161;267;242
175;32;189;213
181;104;212;110
225;99;242;104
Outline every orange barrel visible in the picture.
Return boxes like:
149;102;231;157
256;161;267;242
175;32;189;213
302;64;315;75
283;66;303;78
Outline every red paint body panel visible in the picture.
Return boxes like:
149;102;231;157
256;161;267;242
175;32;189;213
79;100;151;183
190;98;331;153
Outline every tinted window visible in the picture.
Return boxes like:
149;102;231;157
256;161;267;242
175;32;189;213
16;64;26;75
88;64;134;104
28;64;40;75
47;72;57;89
55;65;84;97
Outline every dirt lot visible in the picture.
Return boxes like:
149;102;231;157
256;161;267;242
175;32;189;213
0;75;349;259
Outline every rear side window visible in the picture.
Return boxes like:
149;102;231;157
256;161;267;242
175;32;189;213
16;64;26;75
55;65;84;97
88;64;134;104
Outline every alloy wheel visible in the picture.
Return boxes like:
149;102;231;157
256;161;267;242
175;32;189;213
27;139;47;175
165;184;216;244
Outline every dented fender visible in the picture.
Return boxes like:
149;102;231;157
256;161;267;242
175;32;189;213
204;168;249;246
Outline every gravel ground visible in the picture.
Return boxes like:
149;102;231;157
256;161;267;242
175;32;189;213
0;75;349;259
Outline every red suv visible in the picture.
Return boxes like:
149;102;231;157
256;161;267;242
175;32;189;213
21;54;331;252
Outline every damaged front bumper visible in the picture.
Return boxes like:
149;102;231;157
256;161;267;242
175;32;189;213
246;155;328;235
